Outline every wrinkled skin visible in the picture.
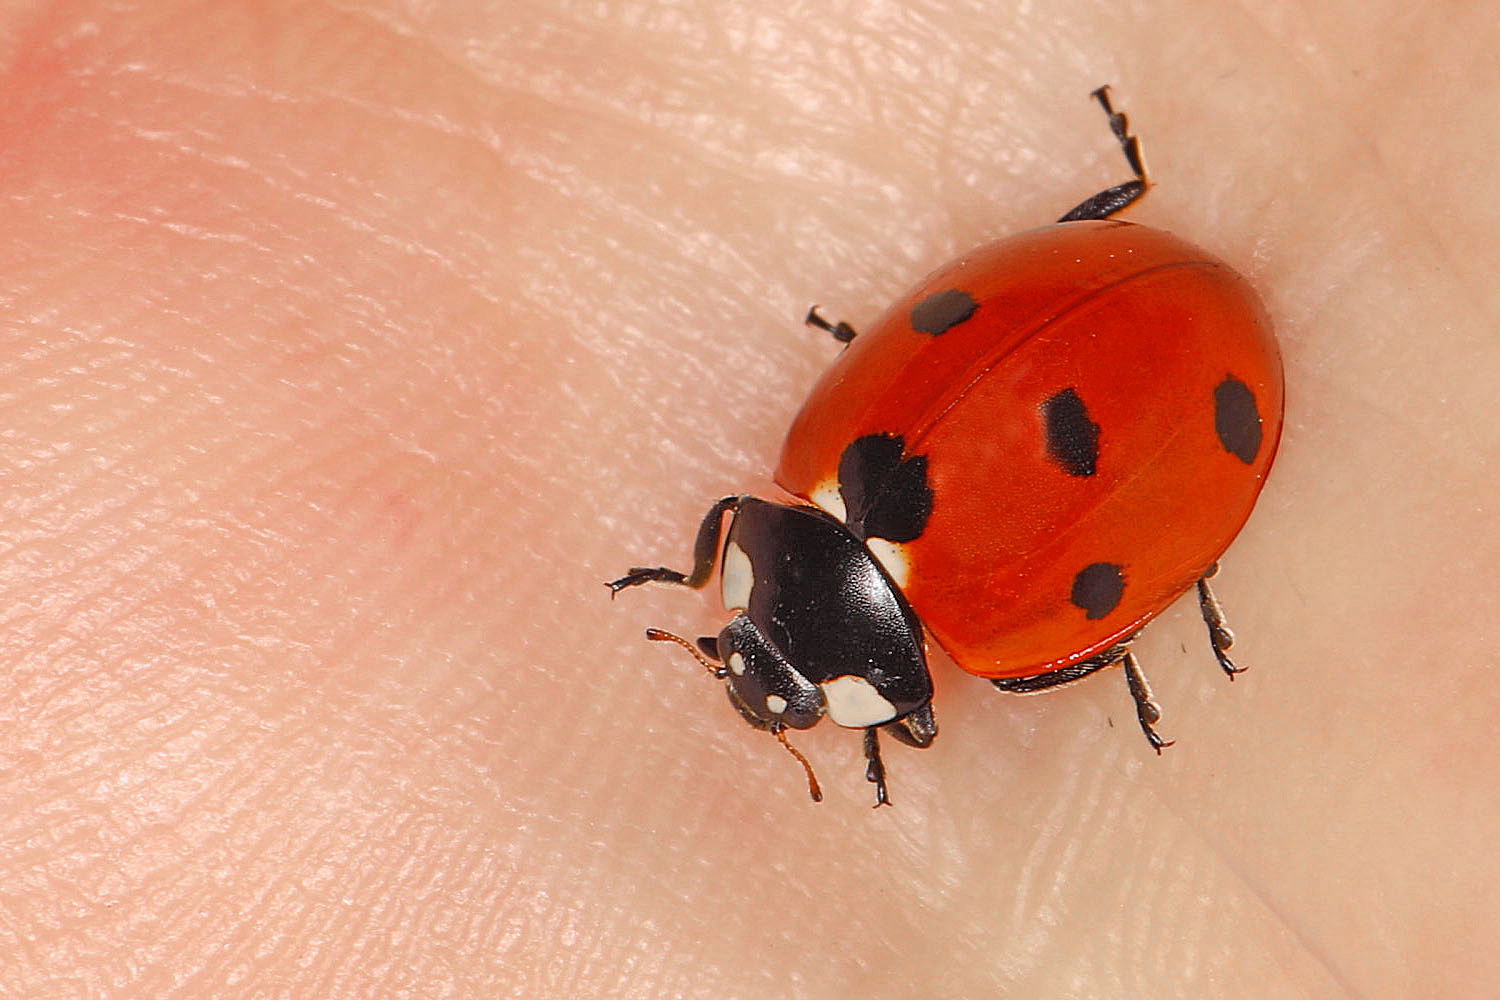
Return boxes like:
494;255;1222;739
2;2;1498;998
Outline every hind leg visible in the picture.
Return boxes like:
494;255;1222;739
1057;85;1150;222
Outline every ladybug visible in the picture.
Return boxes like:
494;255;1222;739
609;87;1283;806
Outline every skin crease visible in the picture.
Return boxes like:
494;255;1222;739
0;0;1497;997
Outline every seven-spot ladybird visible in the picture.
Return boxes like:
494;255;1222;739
609;87;1283;806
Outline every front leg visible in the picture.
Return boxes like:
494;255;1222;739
863;727;892;808
607;496;741;594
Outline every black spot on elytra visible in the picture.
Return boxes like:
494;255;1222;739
1041;388;1100;476
1214;376;1262;464
910;289;978;335
1071;563;1124;620
837;434;933;543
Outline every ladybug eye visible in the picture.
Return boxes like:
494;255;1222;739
835;434;933;544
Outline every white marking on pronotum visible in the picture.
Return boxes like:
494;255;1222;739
721;540;754;610
864;538;912;589
810;480;846;523
727;651;746;676
820;675;898;728
765;694;788;715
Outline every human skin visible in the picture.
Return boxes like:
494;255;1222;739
1;1;1497;997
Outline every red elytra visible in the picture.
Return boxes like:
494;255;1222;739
776;220;1283;679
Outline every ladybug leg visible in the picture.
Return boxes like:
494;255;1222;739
805;305;858;344
1056;85;1151;223
857;709;937;807
606;496;741;594
1196;563;1246;679
863;727;893;808
1121;650;1174;753
883;704;937;749
991;640;1174;752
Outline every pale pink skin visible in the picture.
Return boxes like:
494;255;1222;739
2;2;1497;997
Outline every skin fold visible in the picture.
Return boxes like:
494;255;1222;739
1;1;1497;997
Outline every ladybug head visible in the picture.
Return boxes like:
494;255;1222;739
714;616;824;731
